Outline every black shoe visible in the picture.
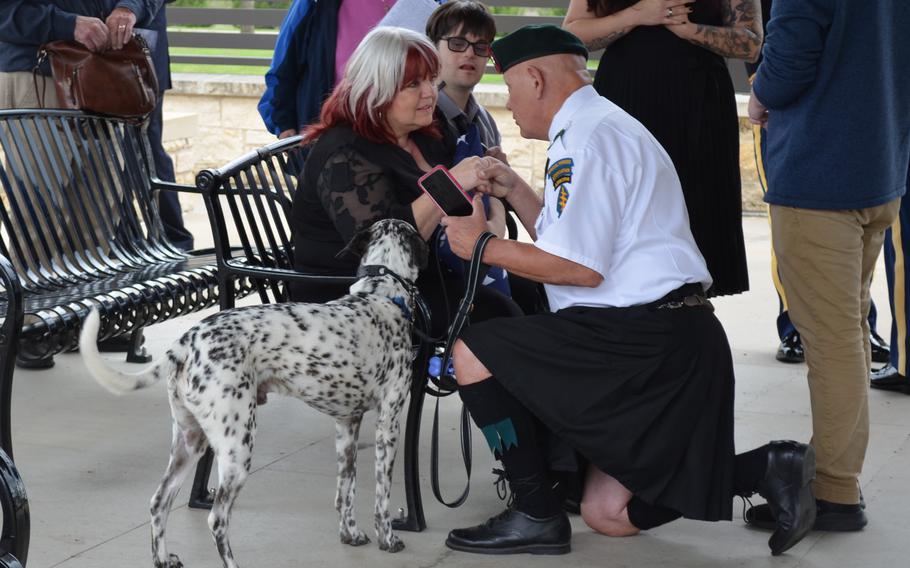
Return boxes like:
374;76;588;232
870;331;891;364
870;364;910;394
756;441;817;556
445;508;571;555
746;497;867;532
776;333;805;364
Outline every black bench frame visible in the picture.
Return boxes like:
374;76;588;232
0;109;250;564
191;136;433;531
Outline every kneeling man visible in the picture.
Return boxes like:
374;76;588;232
441;25;816;557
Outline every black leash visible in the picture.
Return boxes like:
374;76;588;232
429;231;497;508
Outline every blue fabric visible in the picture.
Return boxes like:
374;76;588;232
753;0;910;210
883;181;910;369
437;124;511;296
258;0;338;135
0;1;163;73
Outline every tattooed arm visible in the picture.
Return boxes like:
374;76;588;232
563;0;693;52
666;0;763;62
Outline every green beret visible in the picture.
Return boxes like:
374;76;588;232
491;25;589;74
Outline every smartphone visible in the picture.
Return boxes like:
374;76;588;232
418;165;473;217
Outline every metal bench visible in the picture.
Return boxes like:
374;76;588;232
0;108;250;565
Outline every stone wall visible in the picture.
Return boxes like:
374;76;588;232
163;73;764;211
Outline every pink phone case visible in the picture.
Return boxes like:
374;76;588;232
417;165;472;214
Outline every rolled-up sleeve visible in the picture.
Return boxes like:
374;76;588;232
752;0;833;109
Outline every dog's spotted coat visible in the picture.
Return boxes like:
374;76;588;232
80;220;429;568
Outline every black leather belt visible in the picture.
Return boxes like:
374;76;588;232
646;283;711;311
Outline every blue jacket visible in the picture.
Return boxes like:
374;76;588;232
753;0;910;210
258;0;340;135
0;1;163;75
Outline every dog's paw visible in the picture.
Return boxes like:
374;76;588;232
379;534;405;553
341;529;371;546
154;554;183;568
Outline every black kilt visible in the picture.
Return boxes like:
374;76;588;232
460;301;736;521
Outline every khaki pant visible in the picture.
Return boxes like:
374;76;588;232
771;199;901;503
0;70;59;109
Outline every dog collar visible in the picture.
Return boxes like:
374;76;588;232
390;296;412;320
357;265;418;322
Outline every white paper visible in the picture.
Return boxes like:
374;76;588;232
377;0;442;34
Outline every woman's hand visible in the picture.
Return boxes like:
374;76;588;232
449;156;486;191
629;0;693;27
666;0;763;62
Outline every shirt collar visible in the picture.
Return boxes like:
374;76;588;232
437;87;480;123
548;84;599;145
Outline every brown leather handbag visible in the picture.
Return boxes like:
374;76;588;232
34;35;159;120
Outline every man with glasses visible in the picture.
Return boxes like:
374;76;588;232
426;1;503;158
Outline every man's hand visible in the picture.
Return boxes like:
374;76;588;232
105;7;137;50
484;145;509;165
74;16;110;52
475;157;519;199
440;195;490;260
748;88;769;127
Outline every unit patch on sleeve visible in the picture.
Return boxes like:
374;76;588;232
546;158;574;217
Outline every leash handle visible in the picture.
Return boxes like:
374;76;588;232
430;398;473;507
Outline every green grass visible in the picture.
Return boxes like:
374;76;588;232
170;47;271;75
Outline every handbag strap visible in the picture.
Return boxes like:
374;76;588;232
33;51;48;109
429;231;497;508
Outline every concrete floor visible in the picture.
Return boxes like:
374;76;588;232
8;209;910;567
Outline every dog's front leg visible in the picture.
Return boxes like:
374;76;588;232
335;415;370;546
374;404;405;552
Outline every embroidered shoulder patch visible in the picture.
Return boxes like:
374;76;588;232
546;158;574;217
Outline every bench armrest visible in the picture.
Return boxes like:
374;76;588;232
151;178;204;194
223;260;357;287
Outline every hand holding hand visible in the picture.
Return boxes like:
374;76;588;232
475;157;519;199
105;7;137;50
440;196;490;260
632;0;693;27
74;16;110;52
449;156;486;191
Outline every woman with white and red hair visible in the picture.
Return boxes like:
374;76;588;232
290;27;529;333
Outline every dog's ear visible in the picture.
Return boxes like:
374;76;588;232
337;225;373;260
406;225;429;270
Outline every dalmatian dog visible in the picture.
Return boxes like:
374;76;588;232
79;219;428;568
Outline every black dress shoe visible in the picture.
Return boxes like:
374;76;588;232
870;364;910;394
870;331;891;364
776;333;805;364
745;498;867;532
756;441;817;556
445;508;571;555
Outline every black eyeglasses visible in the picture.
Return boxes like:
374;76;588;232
441;36;492;57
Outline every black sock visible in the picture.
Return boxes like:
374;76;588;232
733;445;769;497
459;378;560;518
627;497;682;530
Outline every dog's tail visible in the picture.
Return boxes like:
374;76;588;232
79;309;173;395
